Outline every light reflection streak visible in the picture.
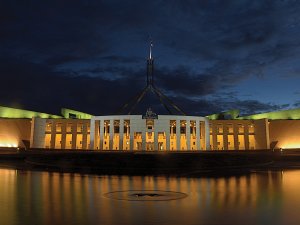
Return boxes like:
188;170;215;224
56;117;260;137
0;168;299;225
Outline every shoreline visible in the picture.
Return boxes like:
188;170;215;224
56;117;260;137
1;148;300;177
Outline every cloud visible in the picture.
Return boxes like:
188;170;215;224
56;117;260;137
1;0;300;116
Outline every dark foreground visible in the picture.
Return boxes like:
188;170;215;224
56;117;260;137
1;148;300;176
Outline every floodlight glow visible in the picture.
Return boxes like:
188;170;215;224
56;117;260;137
0;142;18;148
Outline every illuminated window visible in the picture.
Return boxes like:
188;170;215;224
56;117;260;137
146;119;154;130
217;124;223;133
113;120;120;133
104;120;110;135
77;123;83;132
158;132;165;139
227;124;233;133
56;123;62;132
46;123;52;132
66;123;72;132
170;120;176;134
238;124;244;133
134;132;142;138
124;120;130;136
113;127;119;133
248;124;254;133
190;121;196;135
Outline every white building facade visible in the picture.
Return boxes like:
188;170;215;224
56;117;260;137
90;115;210;151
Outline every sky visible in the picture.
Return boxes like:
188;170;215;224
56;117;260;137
1;0;300;116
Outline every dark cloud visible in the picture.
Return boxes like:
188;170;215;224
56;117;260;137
1;0;300;115
0;56;290;116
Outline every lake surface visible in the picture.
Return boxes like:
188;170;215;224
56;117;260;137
0;168;300;225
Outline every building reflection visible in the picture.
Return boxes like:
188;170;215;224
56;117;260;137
0;168;296;225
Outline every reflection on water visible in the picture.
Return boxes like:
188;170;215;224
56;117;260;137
0;169;300;225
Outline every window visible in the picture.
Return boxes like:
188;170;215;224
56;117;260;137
180;120;186;134
180;127;186;134
227;124;233;133
114;126;120;133
77;124;83;132
67;123;72;132
217;124;223;133
46;123;52;132
56;123;62;132
248;124;255;133
146;119;154;130
238;124;244;133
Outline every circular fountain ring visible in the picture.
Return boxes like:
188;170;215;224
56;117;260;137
104;190;188;201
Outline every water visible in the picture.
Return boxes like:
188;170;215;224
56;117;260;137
0;168;300;225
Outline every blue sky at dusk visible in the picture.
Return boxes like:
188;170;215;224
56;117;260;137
1;0;300;116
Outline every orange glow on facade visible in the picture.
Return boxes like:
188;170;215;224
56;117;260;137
280;143;300;149
0;135;18;147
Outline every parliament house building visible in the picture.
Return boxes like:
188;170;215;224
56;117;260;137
1;45;300;151
1;105;300;151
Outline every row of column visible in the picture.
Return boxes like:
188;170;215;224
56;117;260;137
48;121;89;149
90;118;210;151
210;123;255;150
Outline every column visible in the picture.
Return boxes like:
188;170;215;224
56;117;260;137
142;132;146;150
95;120;100;150
130;121;134;150
82;122;88;150
212;123;217;150
186;120;191;150
176;119;180;150
110;119;114;150
30;117;47;149
119;119;124;150
50;121;56;149
154;132;158;150
90;118;95;150
234;124;239;150
224;124;228;150
166;124;170;151
245;124;249;150
61;123;66;149
99;120;104;150
205;119;210;150
71;123;77;149
196;120;201;150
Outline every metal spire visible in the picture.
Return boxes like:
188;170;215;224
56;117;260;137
147;40;154;86
117;41;186;115
149;40;153;59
